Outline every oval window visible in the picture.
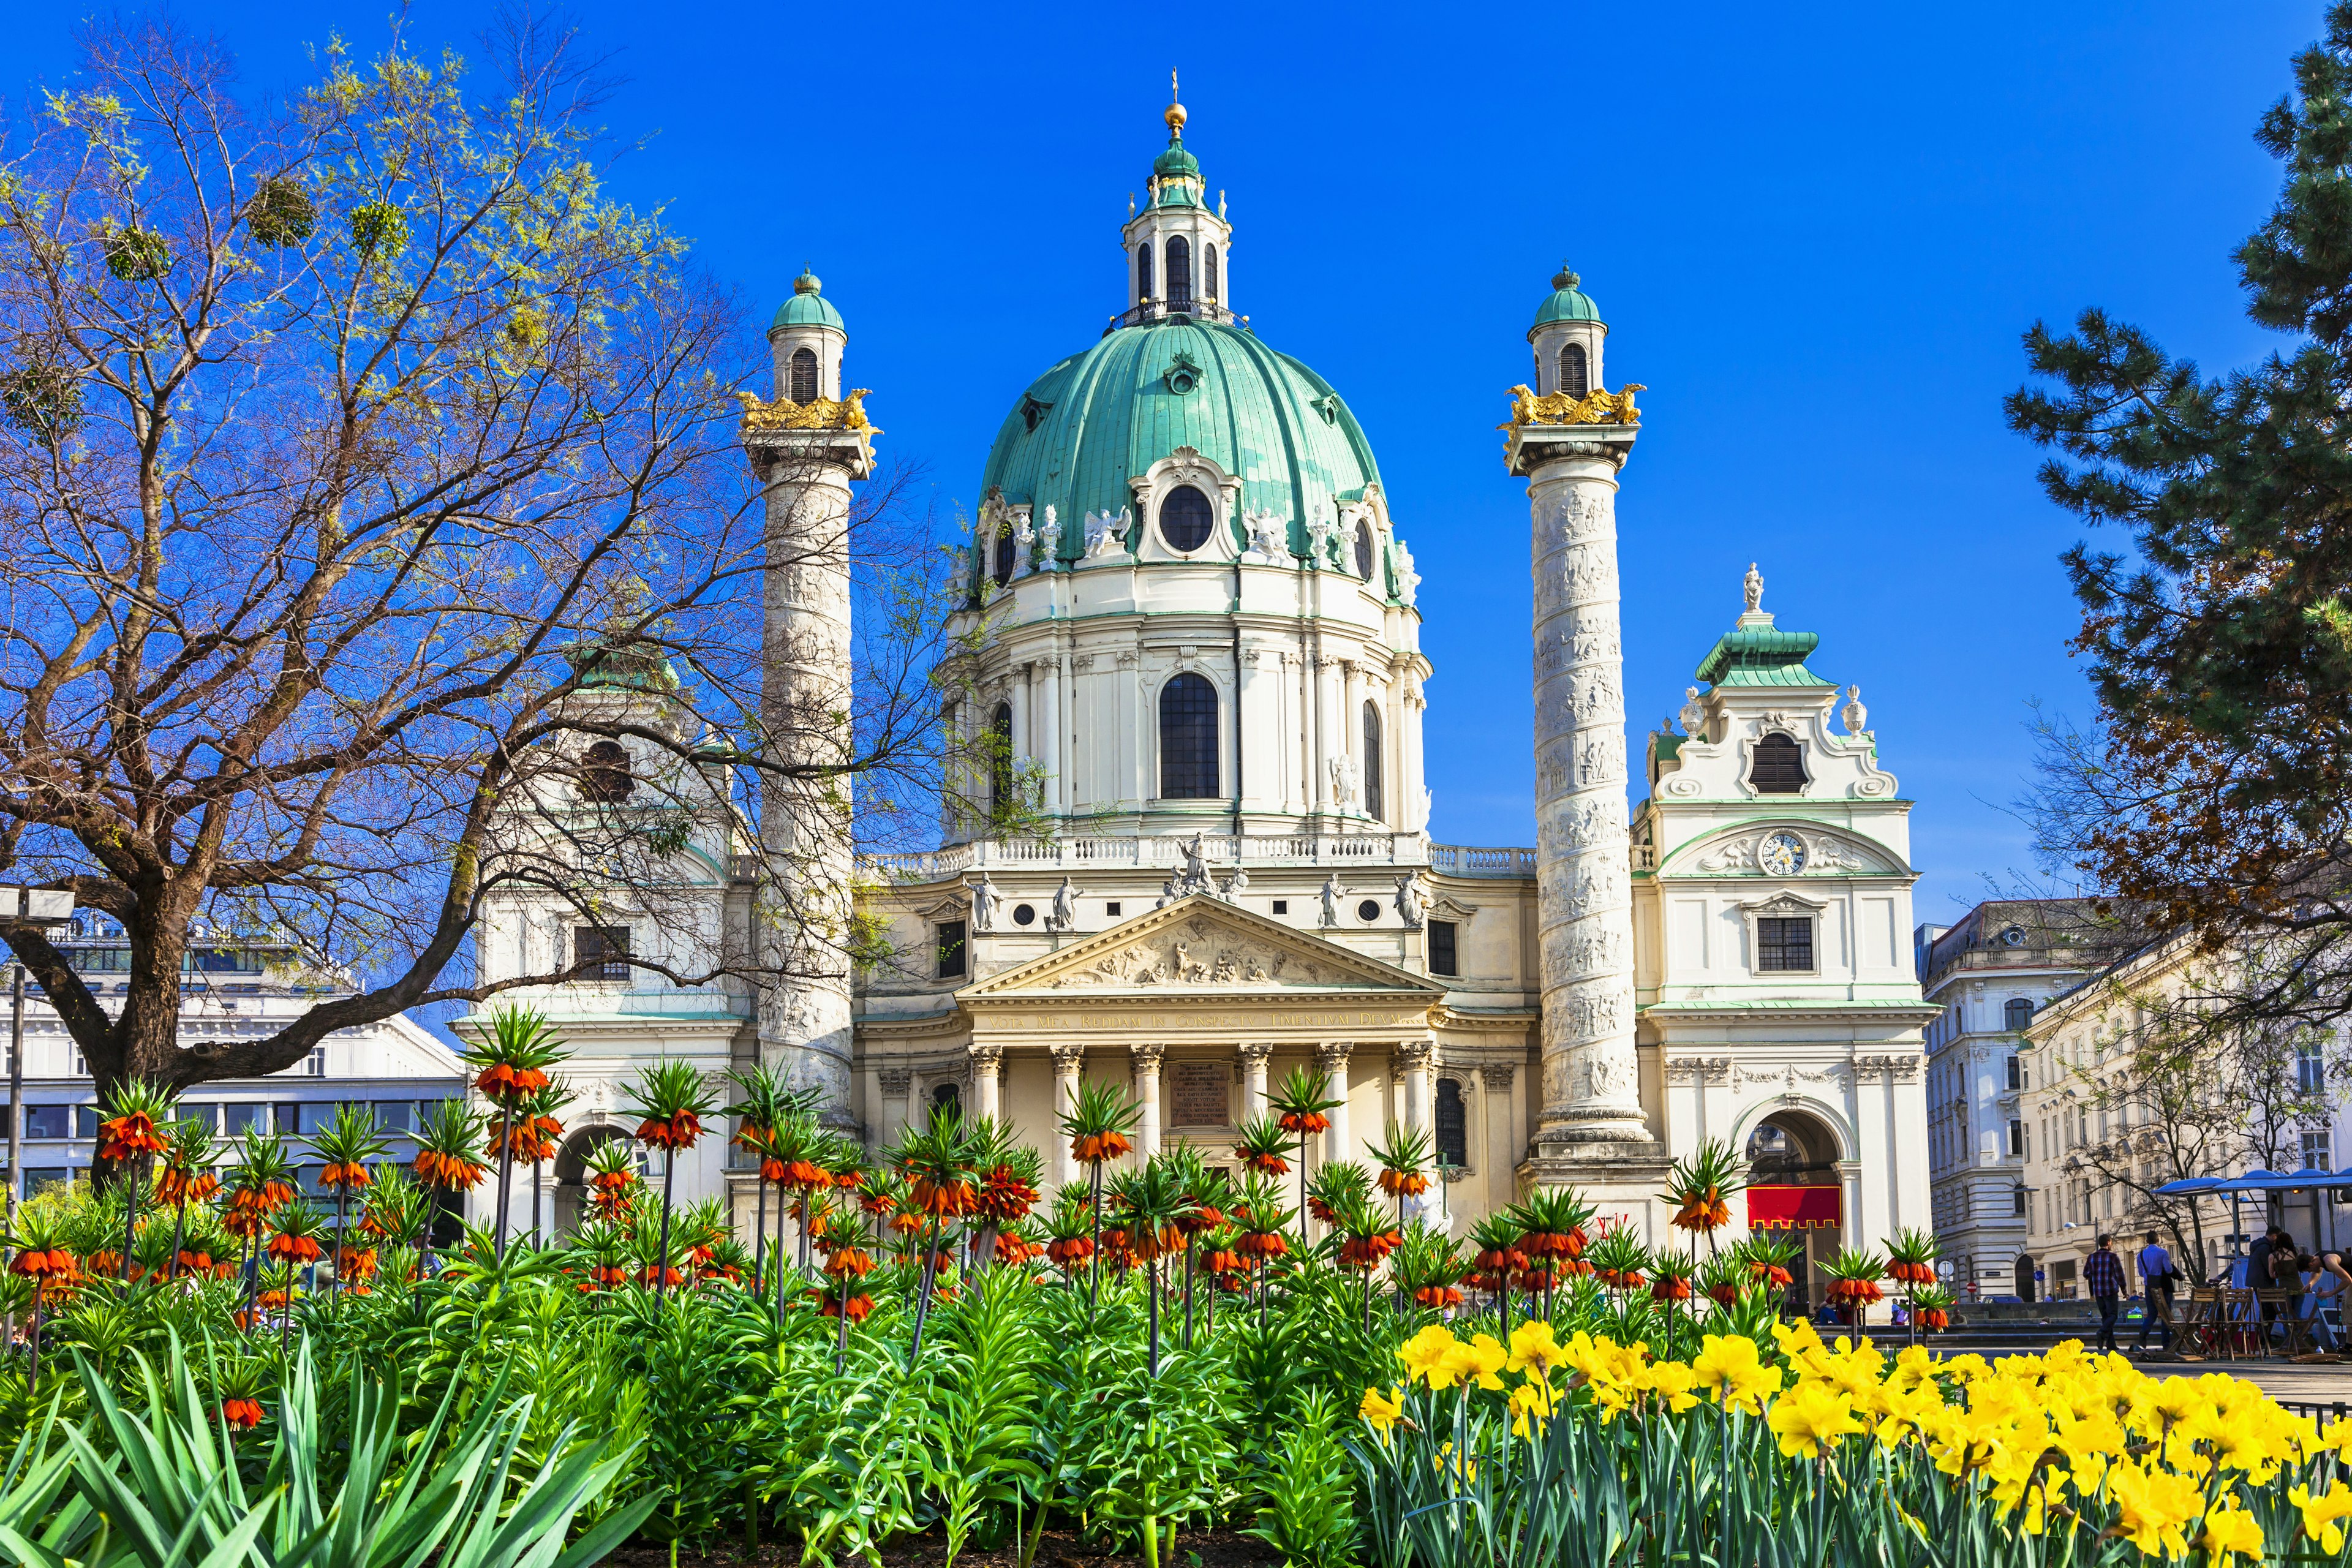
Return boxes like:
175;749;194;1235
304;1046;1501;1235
1159;484;1213;552
1357;899;1381;922
1354;522;1375;581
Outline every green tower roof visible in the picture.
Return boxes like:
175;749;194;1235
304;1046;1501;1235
1695;619;1831;688
771;268;845;331
1532;263;1600;330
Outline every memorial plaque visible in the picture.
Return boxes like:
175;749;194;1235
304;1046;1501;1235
1170;1061;1231;1127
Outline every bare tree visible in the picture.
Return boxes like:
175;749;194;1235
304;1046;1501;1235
0;15;963;1175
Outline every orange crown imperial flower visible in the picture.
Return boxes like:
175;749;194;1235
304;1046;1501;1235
820;1292;874;1322
221;1397;265;1430
1275;1110;1329;1136
99;1111;169;1159
473;1062;552;1101
1069;1131;1133;1164
1378;1169;1432;1197
318;1161;373;1190
265;1233;324;1264
636;1111;703;1149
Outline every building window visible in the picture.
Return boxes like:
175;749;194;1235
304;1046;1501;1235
223;1102;267;1136
1747;733;1807;794
788;346;818;404
1559;342;1588;397
1434;1077;1468;1167
1354;521;1375;581
2004;997;2035;1033
1756;916;1814;973
1158;483;1214;552
937;921;968;980
2007;1054;2022;1091
987;701;1014;821
992;523;1016;586
1137;242;1153;300
2300;1038;2327;1095
1362;701;1384;820
76;1104;100;1139
2008;1118;2024;1157
2013;1183;2028;1216
1429;919;1458;977
1158;673;1219;798
575;925;631;982
579;740;635;804
2303;1128;2334;1170
930;1081;961;1125
307;1047;326;1077
24;1103;70;1139
1204;242;1219;299
1166;235;1191;306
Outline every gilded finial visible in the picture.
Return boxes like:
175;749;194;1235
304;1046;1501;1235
1166;69;1186;134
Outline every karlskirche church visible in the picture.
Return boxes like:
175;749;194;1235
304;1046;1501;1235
466;93;1931;1302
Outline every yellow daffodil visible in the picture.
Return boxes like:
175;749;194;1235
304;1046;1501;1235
1400;1324;1463;1388
1644;1359;1702;1414
1359;1384;1406;1440
2106;1462;2200;1560
2292;1483;2352;1555
1504;1318;1566;1378
1767;1379;1866;1460
2198;1501;2265;1566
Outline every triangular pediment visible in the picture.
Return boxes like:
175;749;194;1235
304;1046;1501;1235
960;895;1444;1000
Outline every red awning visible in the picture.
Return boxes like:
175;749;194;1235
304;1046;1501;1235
1747;1185;1842;1231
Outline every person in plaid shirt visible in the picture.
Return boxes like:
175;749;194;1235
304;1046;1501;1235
2084;1234;2127;1351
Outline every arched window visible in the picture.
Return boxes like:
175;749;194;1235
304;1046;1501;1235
579;740;635;803
1166;236;1192;307
1158;673;1219;799
1204;243;1219;300
2005;998;2035;1033
1137;243;1153;301
1747;733;1807;794
1434;1079;1467;1168
1559;342;1589;398
987;701;1014;821
929;1081;961;1126
1362;701;1384;820
993;524;1016;586
1158;483;1213;552
1354;521;1375;581
788;346;819;404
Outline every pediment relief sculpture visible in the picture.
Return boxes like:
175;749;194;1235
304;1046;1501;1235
1673;826;1901;878
961;894;1438;998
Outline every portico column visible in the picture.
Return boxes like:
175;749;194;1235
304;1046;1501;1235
1240;1042;1273;1123
1396;1038;1434;1141
970;1043;1003;1121
1133;1043;1165;1158
877;1066;913;1154
1050;1044;1085;1188
1317;1041;1354;1166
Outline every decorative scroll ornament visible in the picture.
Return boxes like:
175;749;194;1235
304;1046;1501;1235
737;388;872;431
1499;382;1646;431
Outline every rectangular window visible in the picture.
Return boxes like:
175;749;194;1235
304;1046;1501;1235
937;921;968;981
1434;1078;1468;1167
1429;919;1459;978
223;1102;268;1136
575;925;632;982
1104;902;1121;917
274;1102;303;1137
372;1101;417;1133
2007;1054;2022;1091
1270;900;1287;915
2303;1129;2334;1171
2013;1185;2028;1216
25;1104;72;1139
2300;1039;2328;1095
307;1046;326;1078
75;1104;99;1139
1756;917;1814;972
2008;1118;2024;1157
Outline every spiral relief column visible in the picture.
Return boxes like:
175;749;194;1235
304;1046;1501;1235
744;271;875;1131
1507;266;1662;1177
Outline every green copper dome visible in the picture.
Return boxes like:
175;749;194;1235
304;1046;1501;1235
980;317;1381;562
1531;264;1600;330
772;268;845;332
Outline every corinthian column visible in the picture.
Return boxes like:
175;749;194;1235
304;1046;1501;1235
1133;1043;1165;1158
1050;1044;1085;1187
1508;393;1649;1154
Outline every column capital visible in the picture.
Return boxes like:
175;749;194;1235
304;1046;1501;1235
1237;1041;1276;1067
877;1066;914;1096
1316;1041;1354;1072
1480;1063;1515;1092
1395;1038;1434;1071
1049;1042;1087;1072
1131;1041;1166;1071
969;1042;1005;1072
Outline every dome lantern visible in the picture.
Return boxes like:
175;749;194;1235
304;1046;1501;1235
1526;260;1608;398
1122;78;1230;325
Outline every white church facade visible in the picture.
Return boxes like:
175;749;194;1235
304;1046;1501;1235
464;95;1930;1300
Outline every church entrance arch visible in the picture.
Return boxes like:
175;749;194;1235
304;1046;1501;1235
551;1122;639;1237
1744;1108;1844;1316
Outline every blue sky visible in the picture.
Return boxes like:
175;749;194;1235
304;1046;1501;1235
12;1;2326;927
